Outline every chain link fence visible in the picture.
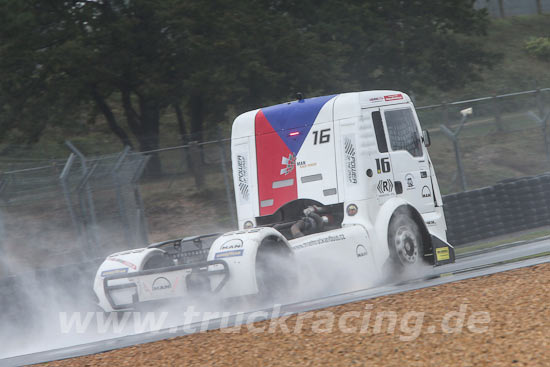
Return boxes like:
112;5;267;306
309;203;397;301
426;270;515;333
417;88;550;194
0;144;150;276
0;88;549;276
138;138;237;242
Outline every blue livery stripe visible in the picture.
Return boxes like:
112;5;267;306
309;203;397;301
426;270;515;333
261;94;337;154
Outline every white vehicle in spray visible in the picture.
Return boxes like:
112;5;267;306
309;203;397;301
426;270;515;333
94;90;455;312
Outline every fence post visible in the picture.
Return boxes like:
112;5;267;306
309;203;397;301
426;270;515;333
112;146;132;247
217;134;238;228
440;112;470;192
0;176;8;277
443;102;449;127
76;162;100;257
538;88;549;165
498;0;505;18
409;90;416;105
527;111;550;166
59;153;88;256
536;88;545;118
132;155;150;246
544;118;550;166
189;141;205;189
493;95;502;131
65;141;98;231
536;0;543;15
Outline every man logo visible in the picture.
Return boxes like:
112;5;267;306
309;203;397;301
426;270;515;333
356;245;368;258
220;239;243;250
152;277;172;291
422;185;432;198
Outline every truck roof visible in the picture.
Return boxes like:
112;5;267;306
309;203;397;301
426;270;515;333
232;90;411;140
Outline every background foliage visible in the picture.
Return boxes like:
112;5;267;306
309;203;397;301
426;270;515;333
0;0;496;170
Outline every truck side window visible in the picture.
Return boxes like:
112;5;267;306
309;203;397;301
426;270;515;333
372;111;388;153
384;108;422;157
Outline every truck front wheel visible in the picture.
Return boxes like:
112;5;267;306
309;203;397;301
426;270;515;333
388;215;423;267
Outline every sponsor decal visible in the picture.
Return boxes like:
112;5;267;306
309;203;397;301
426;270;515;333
297;160;317;168
426;220;436;226
436;247;450;261
344;136;357;184
108;257;137;270
280;153;296;175
237;154;249;202
377;179;394;195
293;234;346;250
152;277;172;291
220;239;243;251
101;268;128;277
405;173;415;189
215;249;244;259
420;171;428;178
384;94;403;102
422;185;432;198
356;245;368;258
346;203;358;216
369;96;384;103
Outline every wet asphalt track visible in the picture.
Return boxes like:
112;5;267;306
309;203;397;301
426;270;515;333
2;238;549;367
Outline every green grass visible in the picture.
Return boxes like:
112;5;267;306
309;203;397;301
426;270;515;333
501;251;550;263
456;229;550;255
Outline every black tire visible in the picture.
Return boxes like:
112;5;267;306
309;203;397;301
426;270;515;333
142;251;173;270
388;215;423;267
255;238;296;302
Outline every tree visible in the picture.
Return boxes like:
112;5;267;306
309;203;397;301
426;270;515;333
277;0;496;92
0;0;185;173
0;0;350;173
0;0;496;170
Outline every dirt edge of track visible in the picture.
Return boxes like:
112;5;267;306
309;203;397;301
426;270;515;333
39;263;550;367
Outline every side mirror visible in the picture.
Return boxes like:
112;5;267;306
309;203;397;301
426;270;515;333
422;130;431;147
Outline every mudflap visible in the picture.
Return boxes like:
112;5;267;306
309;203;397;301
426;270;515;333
431;235;455;266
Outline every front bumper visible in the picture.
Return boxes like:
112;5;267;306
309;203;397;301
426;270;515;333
102;260;230;310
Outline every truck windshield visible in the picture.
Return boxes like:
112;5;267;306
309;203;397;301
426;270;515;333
384;108;422;157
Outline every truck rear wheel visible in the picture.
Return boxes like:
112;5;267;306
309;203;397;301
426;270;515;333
388;215;423;267
255;238;296;302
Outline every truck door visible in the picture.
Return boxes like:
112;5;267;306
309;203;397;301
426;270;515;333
379;105;435;214
366;108;396;206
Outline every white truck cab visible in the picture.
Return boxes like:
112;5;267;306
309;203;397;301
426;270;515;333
231;91;451;263
94;90;454;312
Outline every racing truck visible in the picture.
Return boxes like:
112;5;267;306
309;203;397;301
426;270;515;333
94;90;455;312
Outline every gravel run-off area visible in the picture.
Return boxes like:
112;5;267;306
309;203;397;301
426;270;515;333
40;262;550;367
